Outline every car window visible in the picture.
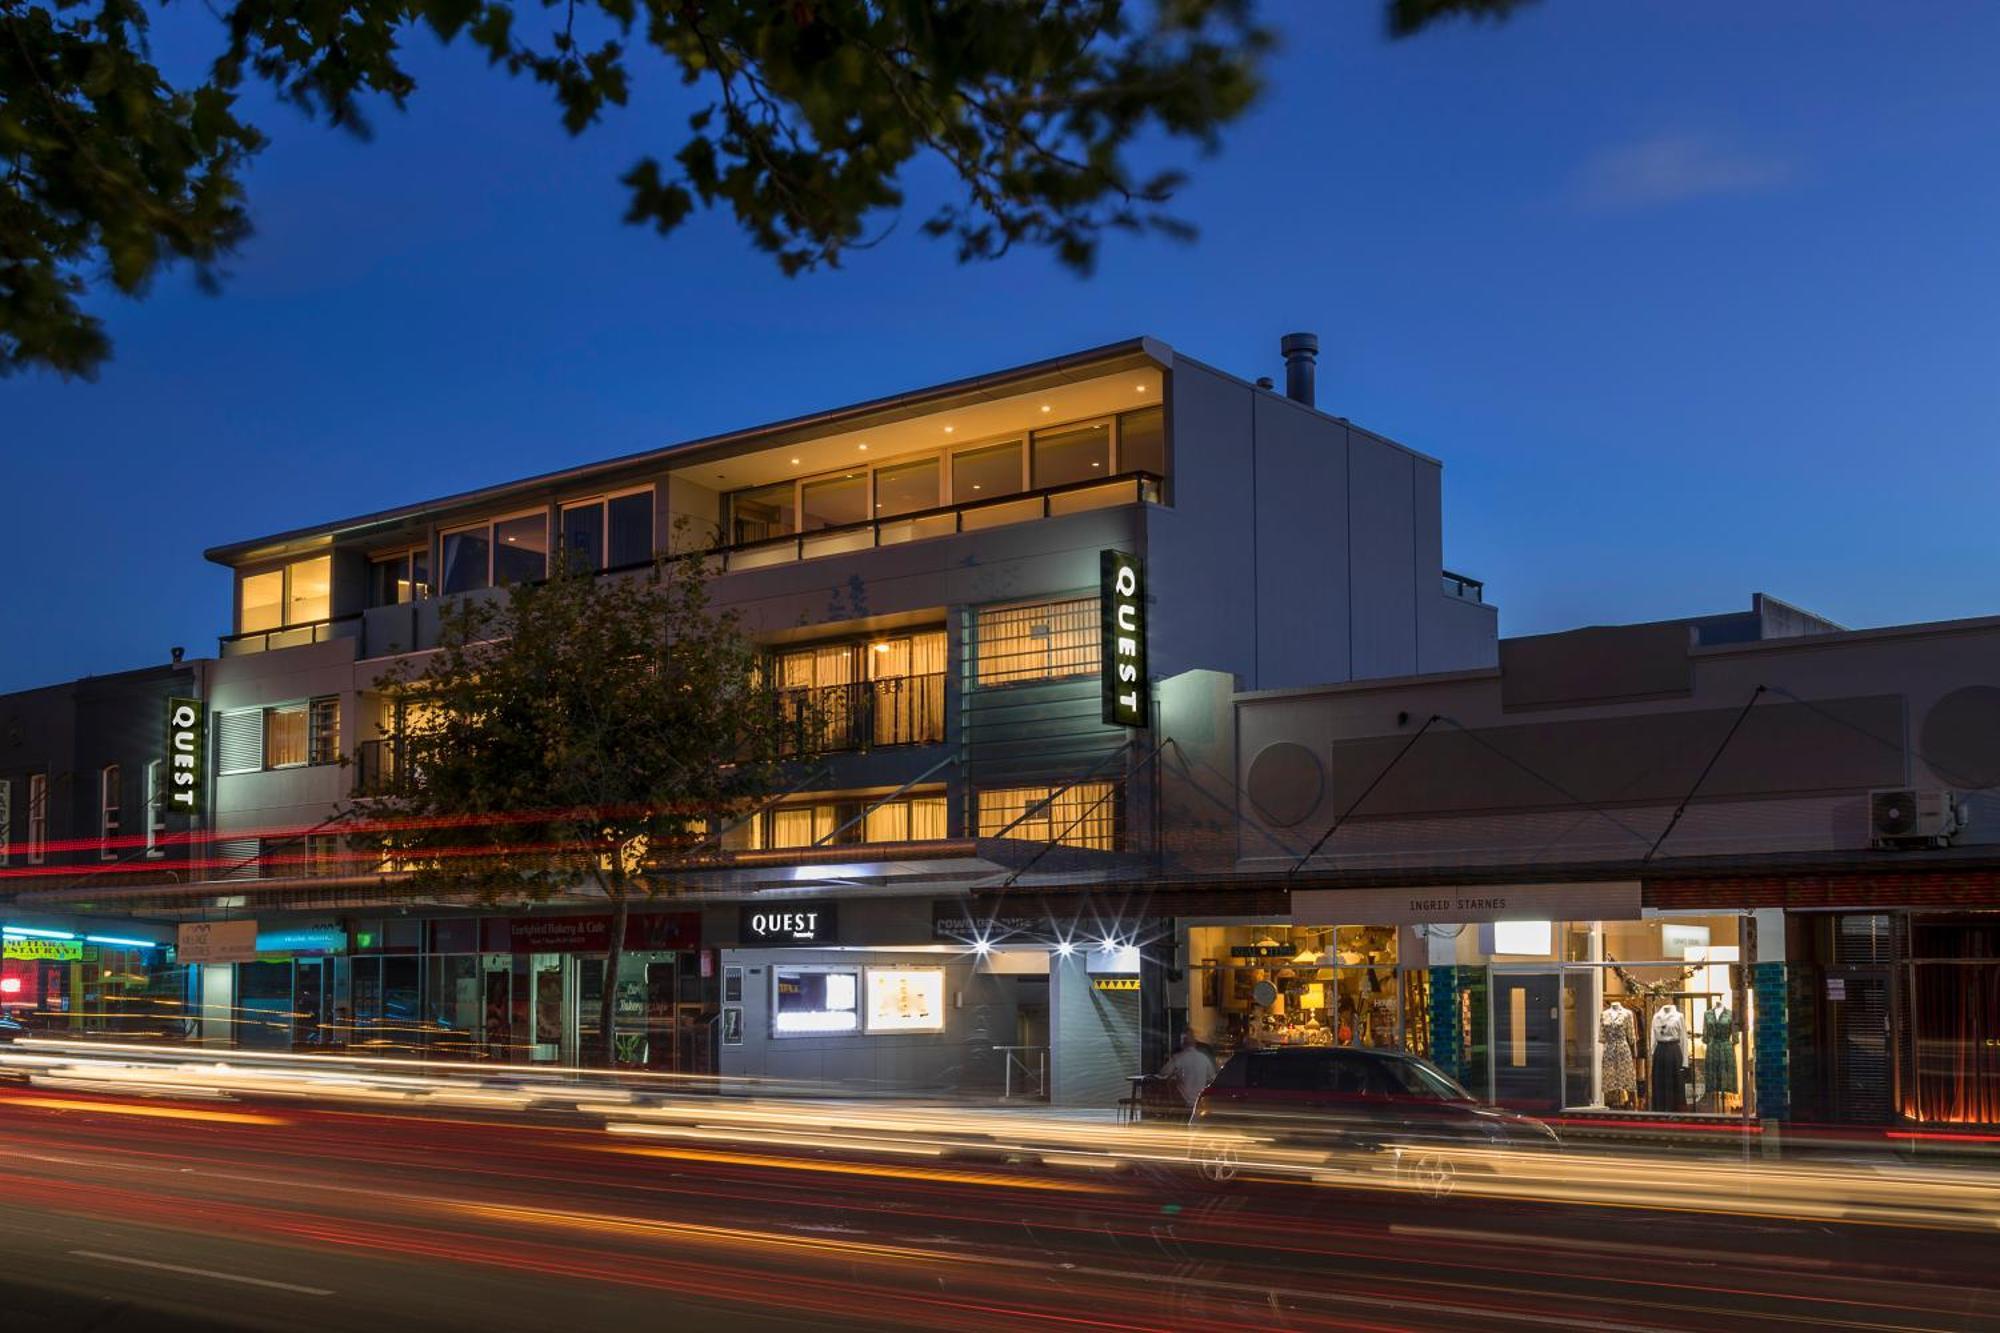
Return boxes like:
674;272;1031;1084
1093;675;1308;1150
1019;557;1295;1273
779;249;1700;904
1245;1053;1325;1091
1321;1052;1380;1095
1376;1056;1476;1101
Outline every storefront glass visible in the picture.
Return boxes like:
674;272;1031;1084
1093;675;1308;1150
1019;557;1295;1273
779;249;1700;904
1182;910;1752;1117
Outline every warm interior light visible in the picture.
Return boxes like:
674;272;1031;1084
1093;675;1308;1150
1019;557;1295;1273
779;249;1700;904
1135;384;1147;392
1040;404;1051;413
790;457;801;465
943;426;954;434
870;642;892;653
858;442;869;451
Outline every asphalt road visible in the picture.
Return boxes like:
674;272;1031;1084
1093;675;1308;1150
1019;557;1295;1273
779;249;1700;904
0;1084;1994;1332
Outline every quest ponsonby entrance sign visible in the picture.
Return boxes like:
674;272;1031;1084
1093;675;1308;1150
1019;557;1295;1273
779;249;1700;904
740;903;838;946
1100;550;1148;728
165;697;205;817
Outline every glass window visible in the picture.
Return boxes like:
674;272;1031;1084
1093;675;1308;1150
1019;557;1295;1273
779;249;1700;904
774;968;860;1034
410;547;432;600
801;473;868;530
607;491;654;568
240;570;284;633
286;556;331;625
560;503;605;574
368;555;408;608
953;441;1024;500
99;763;120;856
874;457;940;518
731;482;795;544
144;760;164;855
865;968;946;1033
441;526;490;594
976;782;1117;850
26;774;46;864
493;513;547;584
266;704;308;768
973;596;1099;684
309;696;340;765
1032;421;1111;488
1117;406;1166;478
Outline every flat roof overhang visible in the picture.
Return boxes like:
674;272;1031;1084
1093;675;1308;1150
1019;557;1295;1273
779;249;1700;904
204;337;1172;566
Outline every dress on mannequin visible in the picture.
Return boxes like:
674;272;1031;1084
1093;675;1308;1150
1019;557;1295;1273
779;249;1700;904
1703;1005;1738;1103
1600;1002;1637;1105
1649;1004;1687;1112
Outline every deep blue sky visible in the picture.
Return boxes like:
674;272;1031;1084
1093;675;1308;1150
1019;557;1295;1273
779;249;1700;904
5;3;1999;693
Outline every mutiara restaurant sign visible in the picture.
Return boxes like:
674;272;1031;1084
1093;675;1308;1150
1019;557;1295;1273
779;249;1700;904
1100;550;1148;728
165;697;204;817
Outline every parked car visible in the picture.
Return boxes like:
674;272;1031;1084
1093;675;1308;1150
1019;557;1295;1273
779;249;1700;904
1190;1046;1558;1190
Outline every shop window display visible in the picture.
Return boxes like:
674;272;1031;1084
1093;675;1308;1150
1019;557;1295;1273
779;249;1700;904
1186;924;1403;1058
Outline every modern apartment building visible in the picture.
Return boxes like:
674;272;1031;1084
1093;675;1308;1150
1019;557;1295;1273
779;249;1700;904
21;334;1490;1093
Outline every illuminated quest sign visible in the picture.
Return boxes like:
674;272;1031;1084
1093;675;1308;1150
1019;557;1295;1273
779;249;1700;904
165;697;205;817
1100;549;1148;728
740;904;838;945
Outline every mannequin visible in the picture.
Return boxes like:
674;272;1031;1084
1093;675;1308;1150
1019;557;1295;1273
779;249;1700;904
1600;1001;1638;1107
1649;1002;1688;1112
1703;1004;1738;1109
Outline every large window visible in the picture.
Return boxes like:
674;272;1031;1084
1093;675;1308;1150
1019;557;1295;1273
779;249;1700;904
239;555;332;633
560;489;654;573
98;763;120;859
802;472;869;530
774;967;860;1034
367;548;432;607
972;596;1099;685
219;697;342;774
442;512;548;593
772;630;948;752
953;441;1025;500
730;482;795;545
1117;405;1166;478
746;792;948;850
976;782;1118;850
874;457;940;517
1031;421;1111;488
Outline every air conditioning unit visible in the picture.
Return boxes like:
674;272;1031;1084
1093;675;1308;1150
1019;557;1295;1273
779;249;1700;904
1869;789;1966;849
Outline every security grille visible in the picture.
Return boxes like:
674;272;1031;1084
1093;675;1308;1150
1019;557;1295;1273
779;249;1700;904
972;597;1099;686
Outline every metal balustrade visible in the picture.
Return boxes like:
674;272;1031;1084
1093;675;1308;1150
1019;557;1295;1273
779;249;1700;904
776;673;947;755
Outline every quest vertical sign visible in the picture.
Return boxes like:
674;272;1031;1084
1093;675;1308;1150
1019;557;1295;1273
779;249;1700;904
1100;550;1148;728
165;697;204;817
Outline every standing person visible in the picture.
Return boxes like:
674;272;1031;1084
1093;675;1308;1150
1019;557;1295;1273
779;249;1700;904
1159;1029;1219;1122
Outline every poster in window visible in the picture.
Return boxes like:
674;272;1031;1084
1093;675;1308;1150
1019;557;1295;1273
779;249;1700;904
865;968;946;1033
721;1006;744;1046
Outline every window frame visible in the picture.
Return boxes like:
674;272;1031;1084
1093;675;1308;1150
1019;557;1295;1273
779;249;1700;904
144;759;165;858
718;402;1164;545
236;553;334;634
99;763;121;859
27;772;47;865
440;507;550;595
557;485;656;574
366;545;433;608
971;594;1101;686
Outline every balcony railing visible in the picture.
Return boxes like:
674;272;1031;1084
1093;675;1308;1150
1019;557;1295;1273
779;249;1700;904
1441;570;1485;604
723;472;1162;573
220;613;363;657
778;674;947;756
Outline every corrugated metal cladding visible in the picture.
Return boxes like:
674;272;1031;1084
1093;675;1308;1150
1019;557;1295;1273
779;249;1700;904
960;677;1128;791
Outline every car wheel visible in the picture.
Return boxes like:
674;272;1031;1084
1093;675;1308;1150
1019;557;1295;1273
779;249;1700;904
1190;1130;1241;1184
1396;1148;1457;1200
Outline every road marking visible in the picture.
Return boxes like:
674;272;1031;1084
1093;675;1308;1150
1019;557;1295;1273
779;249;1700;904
68;1250;333;1295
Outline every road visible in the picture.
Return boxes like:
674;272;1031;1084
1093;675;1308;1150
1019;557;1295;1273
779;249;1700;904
0;1081;1995;1332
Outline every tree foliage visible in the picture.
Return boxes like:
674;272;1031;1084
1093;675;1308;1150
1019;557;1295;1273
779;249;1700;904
348;545;790;1064
4;0;1280;377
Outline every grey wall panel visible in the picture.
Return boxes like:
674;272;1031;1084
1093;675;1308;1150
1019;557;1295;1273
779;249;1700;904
1347;435;1418;681
1500;622;1695;711
1152;363;1260;687
1308;695;1907;822
1252;391;1350;691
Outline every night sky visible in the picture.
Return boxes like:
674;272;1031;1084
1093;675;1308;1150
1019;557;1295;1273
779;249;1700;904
4;3;1998;693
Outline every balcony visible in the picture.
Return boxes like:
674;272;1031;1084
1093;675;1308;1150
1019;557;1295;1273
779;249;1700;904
1441;570;1484;604
221;613;362;657
777;674;946;756
722;472;1161;573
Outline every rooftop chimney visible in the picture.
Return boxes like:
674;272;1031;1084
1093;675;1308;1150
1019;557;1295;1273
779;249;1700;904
1280;332;1318;407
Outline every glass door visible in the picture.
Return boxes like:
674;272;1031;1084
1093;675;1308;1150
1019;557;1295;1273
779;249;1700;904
1492;971;1562;1111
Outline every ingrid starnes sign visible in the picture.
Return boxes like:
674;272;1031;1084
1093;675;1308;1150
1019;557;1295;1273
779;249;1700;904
1100;550;1148;728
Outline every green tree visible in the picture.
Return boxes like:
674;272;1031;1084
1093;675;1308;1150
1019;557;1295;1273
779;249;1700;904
349;544;790;1066
4;0;1277;378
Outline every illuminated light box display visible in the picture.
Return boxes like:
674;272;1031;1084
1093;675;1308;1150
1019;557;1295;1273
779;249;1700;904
866;968;946;1033
773;968;860;1034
